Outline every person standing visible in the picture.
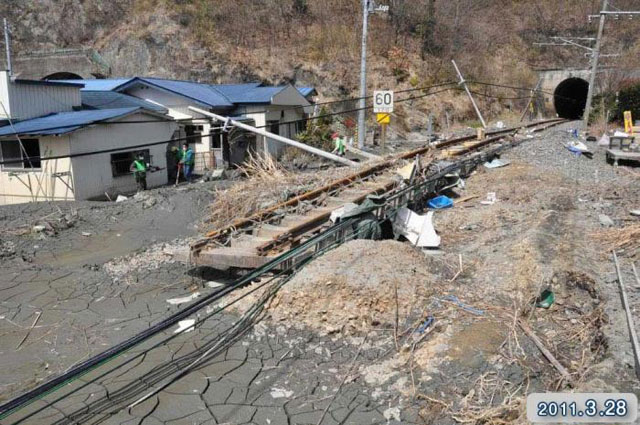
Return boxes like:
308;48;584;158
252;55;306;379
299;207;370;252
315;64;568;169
331;132;346;156
130;153;148;192
180;143;195;182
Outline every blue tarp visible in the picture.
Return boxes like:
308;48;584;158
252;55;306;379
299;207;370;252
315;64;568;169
427;195;454;209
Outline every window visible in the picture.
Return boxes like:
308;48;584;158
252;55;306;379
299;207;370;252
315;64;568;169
295;120;307;135
0;139;41;170
110;150;150;177
267;120;280;136
185;125;203;144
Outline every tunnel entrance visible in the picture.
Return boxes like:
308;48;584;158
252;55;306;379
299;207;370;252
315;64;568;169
554;77;589;119
42;72;83;80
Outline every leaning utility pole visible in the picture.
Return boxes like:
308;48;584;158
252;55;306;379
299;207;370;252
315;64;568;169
451;60;486;129
356;0;371;149
3;18;11;76
583;0;608;127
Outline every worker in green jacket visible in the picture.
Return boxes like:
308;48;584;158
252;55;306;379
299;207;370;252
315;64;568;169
130;153;148;192
179;143;195;182
331;132;346;156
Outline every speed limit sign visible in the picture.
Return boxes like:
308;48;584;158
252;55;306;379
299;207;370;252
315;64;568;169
373;90;394;113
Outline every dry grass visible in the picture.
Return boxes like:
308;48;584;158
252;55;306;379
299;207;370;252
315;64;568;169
236;152;290;182
206;162;354;231
593;224;640;256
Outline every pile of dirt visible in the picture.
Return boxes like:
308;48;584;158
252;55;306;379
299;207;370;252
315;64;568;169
267;240;440;335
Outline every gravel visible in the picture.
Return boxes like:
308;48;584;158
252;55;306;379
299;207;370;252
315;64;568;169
510;122;636;186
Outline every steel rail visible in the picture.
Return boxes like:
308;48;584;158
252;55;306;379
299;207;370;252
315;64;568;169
192;118;564;254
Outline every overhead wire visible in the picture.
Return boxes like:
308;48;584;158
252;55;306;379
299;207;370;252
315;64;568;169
0;78;581;168
0;83;458;167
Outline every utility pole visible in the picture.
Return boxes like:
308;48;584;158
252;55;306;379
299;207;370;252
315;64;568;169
451;60;486;129
3;18;11;76
583;0;608;128
356;0;371;149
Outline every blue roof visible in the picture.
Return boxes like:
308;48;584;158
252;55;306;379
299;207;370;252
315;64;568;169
0;108;143;137
53;78;135;91
52;77;316;106
297;87;317;98
81;91;168;113
117;78;234;108
213;83;286;104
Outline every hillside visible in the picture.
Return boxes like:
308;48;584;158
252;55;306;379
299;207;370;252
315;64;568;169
2;0;640;128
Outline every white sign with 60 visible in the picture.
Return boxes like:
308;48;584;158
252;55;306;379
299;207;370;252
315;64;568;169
373;90;394;113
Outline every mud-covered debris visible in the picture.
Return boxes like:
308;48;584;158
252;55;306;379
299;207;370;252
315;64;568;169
0;239;15;257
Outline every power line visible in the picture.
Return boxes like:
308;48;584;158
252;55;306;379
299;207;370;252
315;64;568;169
0;81;458;135
0;84;457;166
0;79;579;167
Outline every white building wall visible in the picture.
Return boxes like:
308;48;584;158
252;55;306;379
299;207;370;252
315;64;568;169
0;136;74;205
242;105;307;158
0;71;81;120
69;113;177;200
243;106;268;154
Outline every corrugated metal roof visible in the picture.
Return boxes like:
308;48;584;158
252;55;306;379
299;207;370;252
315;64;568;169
52;77;317;106
213;84;286;104
53;78;135;91
119;78;234;108
81;91;168;113
0;107;143;137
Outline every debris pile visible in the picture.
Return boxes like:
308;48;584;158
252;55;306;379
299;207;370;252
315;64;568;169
103;240;188;280
267;240;440;335
0;239;16;257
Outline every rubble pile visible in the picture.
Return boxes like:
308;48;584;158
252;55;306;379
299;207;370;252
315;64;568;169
267;240;439;335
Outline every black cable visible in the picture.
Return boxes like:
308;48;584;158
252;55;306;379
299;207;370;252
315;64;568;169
0;216;359;419
468;80;584;104
236;80;458;116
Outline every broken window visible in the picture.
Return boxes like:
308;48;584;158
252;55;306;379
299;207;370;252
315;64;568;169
0;139;41;170
110;149;150;177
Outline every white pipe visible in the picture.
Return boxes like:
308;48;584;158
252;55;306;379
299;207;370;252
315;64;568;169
188;107;357;167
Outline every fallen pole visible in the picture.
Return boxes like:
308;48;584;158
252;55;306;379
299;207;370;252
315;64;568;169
613;251;640;379
188;107;357;167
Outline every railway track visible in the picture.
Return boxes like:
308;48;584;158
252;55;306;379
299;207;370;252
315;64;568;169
191;118;567;270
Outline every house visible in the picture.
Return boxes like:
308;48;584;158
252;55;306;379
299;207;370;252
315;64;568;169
55;77;315;168
0;71;177;205
0;70;317;205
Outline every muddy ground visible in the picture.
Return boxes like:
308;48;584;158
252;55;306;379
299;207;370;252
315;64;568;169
1;122;639;424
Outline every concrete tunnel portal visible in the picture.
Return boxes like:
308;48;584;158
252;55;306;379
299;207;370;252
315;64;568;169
553;77;589;119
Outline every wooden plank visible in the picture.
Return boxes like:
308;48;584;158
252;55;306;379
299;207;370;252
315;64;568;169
613;251;640;379
518;319;573;385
